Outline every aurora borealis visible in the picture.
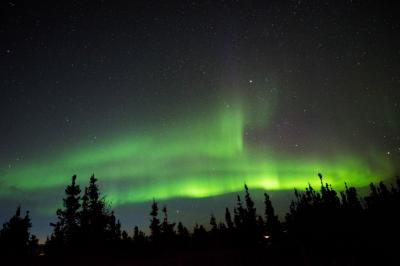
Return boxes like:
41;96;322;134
1;1;399;240
0;99;394;204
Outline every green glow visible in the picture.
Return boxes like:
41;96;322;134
0;96;395;207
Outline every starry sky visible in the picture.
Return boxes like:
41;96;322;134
1;0;399;241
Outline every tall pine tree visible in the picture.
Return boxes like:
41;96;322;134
48;175;81;251
0;206;37;258
149;199;161;243
264;192;280;239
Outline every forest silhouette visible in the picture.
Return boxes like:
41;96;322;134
0;173;399;266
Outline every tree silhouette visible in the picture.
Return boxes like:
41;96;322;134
82;174;121;252
107;211;122;242
264;192;281;240
46;174;122;258
10;172;400;266
176;221;189;248
209;214;218;233
160;206;176;245
133;225;146;245
342;183;362;212
244;184;257;227
149;199;161;243
233;195;245;228
225;207;234;230
177;222;189;238
0;206;37;259
192;223;207;247
243;184;259;243
61;175;81;247
47;175;81;253
86;174;107;241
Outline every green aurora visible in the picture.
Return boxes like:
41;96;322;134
0;94;394;207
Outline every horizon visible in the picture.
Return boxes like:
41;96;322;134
3;174;396;244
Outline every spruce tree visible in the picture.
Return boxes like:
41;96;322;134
86;174;108;243
108;211;122;242
0;206;37;258
78;186;90;247
264;192;280;239
62;175;81;245
225;208;234;229
343;183;362;212
244;184;257;227
133;226;146;244
210;214;218;233
177;222;189;239
149;199;161;243
234;195;245;228
160;206;176;244
48;175;81;250
192;223;207;246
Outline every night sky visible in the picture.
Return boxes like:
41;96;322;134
1;0;399;241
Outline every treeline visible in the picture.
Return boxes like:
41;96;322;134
0;173;399;265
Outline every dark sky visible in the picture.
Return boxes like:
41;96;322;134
1;0;399;241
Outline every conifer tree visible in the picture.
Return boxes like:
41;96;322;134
192;223;207;246
343;183;362;212
264;192;280;239
244;184;257;227
48;175;81;250
85;174;109;243
210;214;218;232
160;206;176;241
209;213;219;244
225;208;234;229
0;206;37;258
62;175;81;245
77;186;90;248
108;211;122;242
133;226;146;244
83;174;122;249
234;195;245;228
121;230;130;242
149;199;161;242
177;222;189;240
